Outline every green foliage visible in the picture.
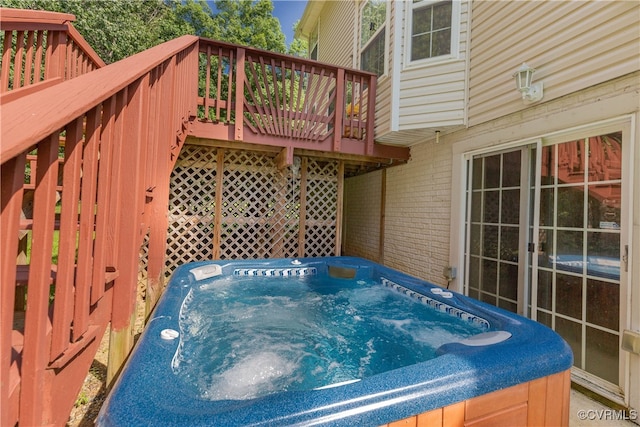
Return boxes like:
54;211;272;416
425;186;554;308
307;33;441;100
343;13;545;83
1;0;307;63
288;20;307;57
212;0;286;53
168;0;218;39
0;0;193;63
74;391;89;407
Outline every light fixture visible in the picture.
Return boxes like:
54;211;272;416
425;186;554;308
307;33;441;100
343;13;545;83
435;130;441;144
513;63;543;103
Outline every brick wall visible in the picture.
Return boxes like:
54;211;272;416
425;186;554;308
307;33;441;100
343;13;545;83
383;141;452;286
344;141;453;287
343;170;382;261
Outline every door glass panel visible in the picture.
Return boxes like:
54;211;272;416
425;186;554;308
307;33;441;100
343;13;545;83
586;327;619;384
537;311;552;328
482;259;497;294
484;155;501;188
470;224;481;255
556;317;582;364
502;151;522;187
501;190;520;224
500;227;519;261
586;278;619;330
499;263;519;300
588;134;622;182
483;225;498;258
472;157;482;190
555;273;582;319
539;188;554;226
587;232;620;280
557;187;584;228
588;183;621;229
556;230;584;271
484;191;499;222
471;192;482;222
541;145;556;185
537;270;552;310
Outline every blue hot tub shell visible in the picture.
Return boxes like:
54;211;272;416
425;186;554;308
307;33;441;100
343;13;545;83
97;257;573;426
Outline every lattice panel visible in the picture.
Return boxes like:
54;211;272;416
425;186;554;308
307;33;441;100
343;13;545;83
218;150;301;259
166;145;338;270
166;145;217;274
304;160;338;257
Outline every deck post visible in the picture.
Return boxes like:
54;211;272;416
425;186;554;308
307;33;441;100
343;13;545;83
333;69;345;153
146;64;176;312
0;155;26;427
107;77;147;385
378;168;386;264
212;149;225;259
297;157;308;257
234;48;245;141
365;74;376;156
334;161;344;256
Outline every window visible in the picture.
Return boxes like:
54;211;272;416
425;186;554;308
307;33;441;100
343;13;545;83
360;0;387;76
309;24;318;61
410;0;453;62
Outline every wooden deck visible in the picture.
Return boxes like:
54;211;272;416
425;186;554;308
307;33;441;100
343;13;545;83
0;8;408;426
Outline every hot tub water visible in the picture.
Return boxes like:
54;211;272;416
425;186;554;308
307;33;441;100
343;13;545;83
172;274;486;400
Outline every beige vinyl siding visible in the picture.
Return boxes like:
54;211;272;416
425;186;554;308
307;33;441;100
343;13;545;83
398;67;466;129
374;75;393;137
394;0;469;132
315;1;357;68
468;0;640;127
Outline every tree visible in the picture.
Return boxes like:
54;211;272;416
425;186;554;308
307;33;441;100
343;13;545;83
0;0;194;63
1;0;306;63
288;20;307;58
168;0;218;39
211;0;286;53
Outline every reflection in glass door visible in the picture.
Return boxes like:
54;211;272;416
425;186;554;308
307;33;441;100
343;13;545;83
533;132;622;392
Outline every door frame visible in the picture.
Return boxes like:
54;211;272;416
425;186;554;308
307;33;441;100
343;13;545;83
449;115;635;407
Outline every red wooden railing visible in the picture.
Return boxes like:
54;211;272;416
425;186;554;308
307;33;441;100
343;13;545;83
1;9;105;103
0;8;408;427
192;38;409;164
1;8;199;422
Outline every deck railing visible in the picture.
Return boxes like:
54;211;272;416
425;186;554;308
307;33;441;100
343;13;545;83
192;38;408;163
1;9;105;103
1;15;199;422
0;8;408;427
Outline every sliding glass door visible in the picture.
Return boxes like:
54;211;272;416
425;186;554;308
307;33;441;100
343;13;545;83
464;128;627;401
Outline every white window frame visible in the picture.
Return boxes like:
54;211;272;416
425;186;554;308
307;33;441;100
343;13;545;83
309;22;319;61
359;0;389;77
404;0;461;68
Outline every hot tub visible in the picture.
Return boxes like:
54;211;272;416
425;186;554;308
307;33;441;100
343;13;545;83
97;257;573;426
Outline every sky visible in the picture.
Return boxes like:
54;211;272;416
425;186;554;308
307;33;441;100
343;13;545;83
272;0;308;46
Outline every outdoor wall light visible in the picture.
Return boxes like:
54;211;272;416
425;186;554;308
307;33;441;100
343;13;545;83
513;63;543;103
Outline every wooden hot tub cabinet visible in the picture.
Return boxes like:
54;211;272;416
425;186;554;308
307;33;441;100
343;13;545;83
382;369;571;427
